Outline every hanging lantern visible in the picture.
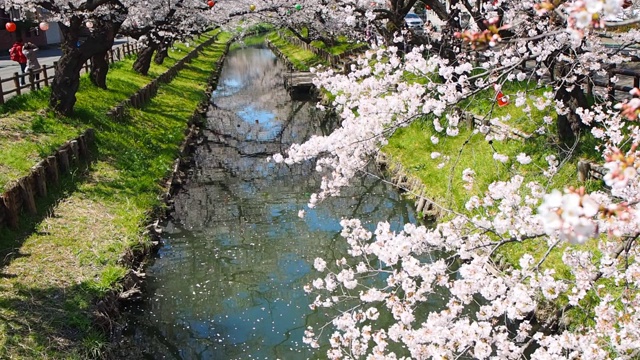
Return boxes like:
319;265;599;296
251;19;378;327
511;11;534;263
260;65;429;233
5;22;16;32
39;22;49;31
294;3;302;10
207;0;214;7
425;4;431;9
86;21;94;29
250;4;256;10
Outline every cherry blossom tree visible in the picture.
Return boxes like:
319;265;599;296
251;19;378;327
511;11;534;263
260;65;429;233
0;0;216;114
0;0;132;114
121;0;213;75
268;0;640;357
4;0;640;355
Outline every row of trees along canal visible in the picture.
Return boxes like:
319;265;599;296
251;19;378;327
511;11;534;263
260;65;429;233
5;0;640;355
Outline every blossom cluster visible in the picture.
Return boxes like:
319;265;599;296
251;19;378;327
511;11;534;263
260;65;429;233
278;0;640;356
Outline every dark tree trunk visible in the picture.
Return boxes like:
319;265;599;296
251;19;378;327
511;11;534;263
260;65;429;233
552;61;590;144
375;0;423;45
555;85;590;144
133;44;157;75
50;49;84;116
89;21;121;89
154;39;170;65
89;52;109;89
287;27;312;44
50;18;90;116
50;16;123;116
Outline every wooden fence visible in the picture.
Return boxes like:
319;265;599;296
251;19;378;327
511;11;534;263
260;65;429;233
0;129;95;229
601;65;640;100
0;42;140;104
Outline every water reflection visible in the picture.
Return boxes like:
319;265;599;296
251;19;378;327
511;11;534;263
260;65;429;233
124;45;418;359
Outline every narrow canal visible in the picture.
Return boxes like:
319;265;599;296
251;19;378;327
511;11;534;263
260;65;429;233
123;43;419;359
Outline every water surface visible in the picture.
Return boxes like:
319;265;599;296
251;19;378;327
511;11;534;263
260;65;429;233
124;45;418;359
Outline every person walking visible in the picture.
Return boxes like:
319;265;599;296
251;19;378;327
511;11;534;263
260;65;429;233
9;40;27;86
22;42;41;89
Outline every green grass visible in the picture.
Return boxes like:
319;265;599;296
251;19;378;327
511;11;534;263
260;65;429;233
310;36;367;55
458;79;552;134
0;30;219;192
0;30;231;359
383;76;611;330
266;31;327;71
383;112;593;212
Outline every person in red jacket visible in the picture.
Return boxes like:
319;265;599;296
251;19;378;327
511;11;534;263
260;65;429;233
9;40;27;86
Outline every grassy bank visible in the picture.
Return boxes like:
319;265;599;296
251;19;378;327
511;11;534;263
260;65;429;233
382;76;610;327
266;31;327;70
268;33;612;329
0;31;232;359
0;31;218;191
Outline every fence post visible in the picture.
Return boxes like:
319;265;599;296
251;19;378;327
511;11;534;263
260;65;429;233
13;72;21;95
46;156;59;185
57;148;70;173
1;187;19;229
69;140;80;164
607;65;616;101
0;80;5;104
43;65;50;87
28;70;35;91
33;163;47;198
18;177;37;215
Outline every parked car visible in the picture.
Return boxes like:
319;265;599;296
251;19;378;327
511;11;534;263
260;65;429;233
404;13;425;33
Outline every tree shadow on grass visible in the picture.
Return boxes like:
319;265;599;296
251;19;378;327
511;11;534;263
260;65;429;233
0;161;93;273
0;280;115;359
0;87;51;114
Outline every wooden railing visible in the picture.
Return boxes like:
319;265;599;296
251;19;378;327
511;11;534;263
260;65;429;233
602;65;640;100
0;42;140;104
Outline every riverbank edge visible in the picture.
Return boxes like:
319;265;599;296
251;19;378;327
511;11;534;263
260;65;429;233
0;32;221;231
0;32;231;359
99;38;235;354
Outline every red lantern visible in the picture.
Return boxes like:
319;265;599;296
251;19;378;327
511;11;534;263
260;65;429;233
39;22;49;31
425;4;431;9
496;91;509;107
207;0;215;7
5;22;16;32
